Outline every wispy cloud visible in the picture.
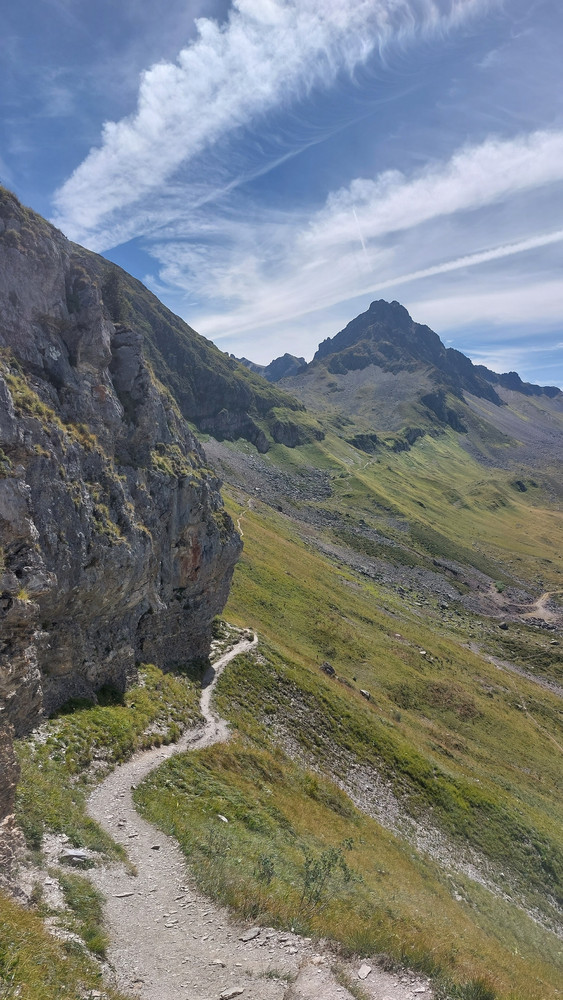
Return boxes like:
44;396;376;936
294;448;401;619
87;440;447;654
53;0;491;241
46;0;561;385
409;281;563;336
303;130;563;252
166;129;563;347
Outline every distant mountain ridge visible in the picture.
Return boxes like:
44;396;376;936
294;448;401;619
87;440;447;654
248;299;563;459
235;352;307;382
245;300;559;402
296;299;557;402
474;365;560;399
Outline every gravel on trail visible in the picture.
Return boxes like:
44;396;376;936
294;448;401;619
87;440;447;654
87;633;432;1000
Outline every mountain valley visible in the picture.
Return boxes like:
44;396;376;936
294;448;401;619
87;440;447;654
1;189;562;1000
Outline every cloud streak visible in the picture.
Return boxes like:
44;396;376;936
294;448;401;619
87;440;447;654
53;0;490;241
303;130;563;252
168;129;563;347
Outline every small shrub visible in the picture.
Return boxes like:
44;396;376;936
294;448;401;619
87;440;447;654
254;854;275;885
298;840;356;910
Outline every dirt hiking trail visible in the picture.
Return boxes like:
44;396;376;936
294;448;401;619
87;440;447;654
87;632;433;1000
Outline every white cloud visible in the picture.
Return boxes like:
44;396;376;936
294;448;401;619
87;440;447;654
183;130;563;346
53;0;491;241
303;130;563;251
407;281;563;333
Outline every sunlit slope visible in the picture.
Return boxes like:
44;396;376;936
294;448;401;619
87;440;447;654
222;484;563;886
137;715;563;1000
132;408;563;998
136;467;563;996
208;425;563;594
321;430;563;587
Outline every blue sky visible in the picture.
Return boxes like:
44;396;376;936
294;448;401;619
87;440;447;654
1;0;562;385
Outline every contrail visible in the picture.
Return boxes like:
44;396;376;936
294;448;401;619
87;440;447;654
210;228;563;339
358;229;563;295
352;206;368;260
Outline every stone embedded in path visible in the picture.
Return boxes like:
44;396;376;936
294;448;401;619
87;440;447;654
220;989;245;999
239;927;260;941
59;848;90;864
358;963;372;980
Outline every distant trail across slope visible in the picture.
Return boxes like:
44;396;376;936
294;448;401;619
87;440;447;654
87;631;431;1000
468;642;563;699
523;590;563;624
467;640;563;756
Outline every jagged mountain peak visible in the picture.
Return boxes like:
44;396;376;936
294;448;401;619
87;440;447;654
273;299;562;455
311;299;560;404
314;299;447;371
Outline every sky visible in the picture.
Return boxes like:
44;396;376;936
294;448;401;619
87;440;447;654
1;0;562;385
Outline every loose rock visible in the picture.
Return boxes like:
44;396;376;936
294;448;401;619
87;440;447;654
239;927;260;942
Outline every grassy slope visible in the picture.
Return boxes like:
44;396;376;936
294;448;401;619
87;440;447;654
16;663;202;854
4;663;201;1000
0;892;130;1000
319;430;563;588
137;430;563;1000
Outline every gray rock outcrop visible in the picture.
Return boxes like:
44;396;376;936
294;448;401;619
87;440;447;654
0;188;242;834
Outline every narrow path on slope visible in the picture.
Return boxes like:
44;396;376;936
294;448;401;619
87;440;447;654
523;589;563;624
87;632;432;1000
467;641;563;699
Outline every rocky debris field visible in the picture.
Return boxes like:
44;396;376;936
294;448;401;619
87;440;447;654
204;438;333;510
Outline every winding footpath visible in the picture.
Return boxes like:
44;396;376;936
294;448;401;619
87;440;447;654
87;633;432;1000
523;589;563;625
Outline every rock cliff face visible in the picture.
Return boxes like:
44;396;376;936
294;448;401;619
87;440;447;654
0;189;242;838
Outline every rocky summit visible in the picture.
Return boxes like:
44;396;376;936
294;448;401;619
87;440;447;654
267;299;562;459
312;299;560;402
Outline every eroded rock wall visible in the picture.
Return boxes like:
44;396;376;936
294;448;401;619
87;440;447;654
0;190;241;830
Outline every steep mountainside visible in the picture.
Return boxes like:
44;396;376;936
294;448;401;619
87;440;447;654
0;188;244;852
0;188;319;455
172;414;563;1000
187;301;563;999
